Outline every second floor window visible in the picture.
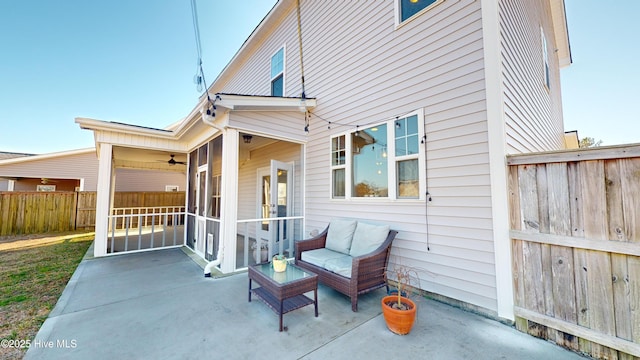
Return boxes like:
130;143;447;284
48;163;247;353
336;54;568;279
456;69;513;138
271;47;284;96
399;0;438;23
541;27;551;89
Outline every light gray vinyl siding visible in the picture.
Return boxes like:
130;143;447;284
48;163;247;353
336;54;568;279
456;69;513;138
0;151;186;192
229;112;307;143
198;0;578;313
114;168;186;192
0;152;99;190
500;0;565;153
210;0;496;311
306;0;496;310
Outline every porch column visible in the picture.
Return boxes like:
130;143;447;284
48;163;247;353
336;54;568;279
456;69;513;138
219;128;239;273
94;144;114;257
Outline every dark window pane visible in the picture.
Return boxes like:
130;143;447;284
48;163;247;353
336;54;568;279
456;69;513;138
198;144;208;166
401;0;437;22
407;134;419;155
271;74;283;96
407;115;418;134
396;137;407;156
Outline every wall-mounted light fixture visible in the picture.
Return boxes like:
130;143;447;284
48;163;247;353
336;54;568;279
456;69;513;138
242;134;253;144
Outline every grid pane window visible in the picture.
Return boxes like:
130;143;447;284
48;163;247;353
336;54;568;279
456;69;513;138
329;111;423;200
395;115;419;156
331;135;346;198
332;136;346;165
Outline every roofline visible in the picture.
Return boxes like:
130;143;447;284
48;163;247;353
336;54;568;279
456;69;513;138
76;93;315;140
0;151;34;156
75;117;178;139
550;0;572;68
0;148;95;165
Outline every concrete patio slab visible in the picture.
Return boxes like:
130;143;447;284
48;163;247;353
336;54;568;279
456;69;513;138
26;248;589;359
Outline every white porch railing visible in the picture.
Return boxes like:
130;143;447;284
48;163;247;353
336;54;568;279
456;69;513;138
236;216;303;269
107;206;185;254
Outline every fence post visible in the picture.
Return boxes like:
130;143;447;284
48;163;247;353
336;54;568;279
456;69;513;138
72;190;79;230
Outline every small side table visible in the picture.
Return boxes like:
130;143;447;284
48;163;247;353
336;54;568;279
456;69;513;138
248;262;318;331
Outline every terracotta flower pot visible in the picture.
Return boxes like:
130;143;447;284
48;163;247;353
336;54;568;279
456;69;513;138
381;295;417;335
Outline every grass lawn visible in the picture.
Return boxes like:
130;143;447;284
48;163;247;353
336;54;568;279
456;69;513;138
0;232;94;359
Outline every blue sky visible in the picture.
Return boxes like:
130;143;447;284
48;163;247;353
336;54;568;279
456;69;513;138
0;0;637;154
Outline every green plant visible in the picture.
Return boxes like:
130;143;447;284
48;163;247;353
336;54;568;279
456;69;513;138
272;254;286;261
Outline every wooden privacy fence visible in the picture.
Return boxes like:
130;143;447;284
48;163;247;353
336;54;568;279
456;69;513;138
0;192;77;236
508;144;640;359
0;191;185;236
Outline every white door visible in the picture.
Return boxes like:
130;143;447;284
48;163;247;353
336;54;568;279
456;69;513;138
195;167;207;257
257;160;293;258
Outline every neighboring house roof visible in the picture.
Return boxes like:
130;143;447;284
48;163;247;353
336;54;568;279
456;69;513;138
0;148;94;165
0;151;34;160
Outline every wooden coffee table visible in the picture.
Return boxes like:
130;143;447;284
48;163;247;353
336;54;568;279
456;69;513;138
248;262;318;331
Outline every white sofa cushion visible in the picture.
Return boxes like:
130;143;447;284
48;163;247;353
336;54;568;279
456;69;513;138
349;222;390;257
325;219;357;254
301;248;349;268
324;256;353;278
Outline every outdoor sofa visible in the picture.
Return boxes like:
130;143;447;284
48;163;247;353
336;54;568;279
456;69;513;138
294;219;397;312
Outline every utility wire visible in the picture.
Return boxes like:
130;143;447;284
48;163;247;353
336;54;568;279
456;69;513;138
190;0;214;111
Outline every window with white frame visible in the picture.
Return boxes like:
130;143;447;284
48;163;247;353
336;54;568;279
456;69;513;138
271;47;284;96
331;135;346;198
394;114;420;198
397;0;439;24
541;27;551;89
330;111;425;200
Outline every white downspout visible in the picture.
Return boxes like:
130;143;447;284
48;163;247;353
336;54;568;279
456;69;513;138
204;247;223;277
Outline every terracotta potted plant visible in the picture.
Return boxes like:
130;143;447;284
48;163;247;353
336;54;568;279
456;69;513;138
381;264;420;335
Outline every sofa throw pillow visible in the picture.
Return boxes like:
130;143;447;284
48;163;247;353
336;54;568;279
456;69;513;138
349;222;390;257
325;219;358;254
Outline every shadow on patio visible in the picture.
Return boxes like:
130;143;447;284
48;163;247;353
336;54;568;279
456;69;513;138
25;248;588;360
